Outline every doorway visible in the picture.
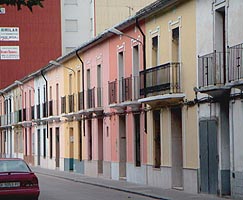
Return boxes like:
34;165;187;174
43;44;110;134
119;115;126;179
171;107;183;189
69;128;74;171
56;128;60;168
37;129;40;165
199;120;218;194
98;119;103;174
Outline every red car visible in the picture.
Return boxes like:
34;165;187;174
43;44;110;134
0;158;40;200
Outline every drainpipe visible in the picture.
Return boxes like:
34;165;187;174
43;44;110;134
76;50;85;161
136;18;147;134
41;70;48;138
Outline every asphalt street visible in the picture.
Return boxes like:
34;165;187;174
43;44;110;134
37;173;155;200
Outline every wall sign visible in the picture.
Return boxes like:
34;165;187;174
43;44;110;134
0;46;20;60
0;27;19;41
0;8;5;14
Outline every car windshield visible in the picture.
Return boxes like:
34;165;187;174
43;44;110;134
0;160;31;173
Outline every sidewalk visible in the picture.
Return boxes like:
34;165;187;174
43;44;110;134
32;166;232;200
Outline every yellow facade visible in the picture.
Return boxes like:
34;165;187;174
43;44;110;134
62;55;85;169
95;0;155;35
145;0;198;169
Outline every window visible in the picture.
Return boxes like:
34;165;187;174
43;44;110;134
172;27;179;62
77;70;81;92
133;45;139;99
56;84;59;115
152;36;158;66
69;74;72;95
87;69;91;89
97;65;102;107
65;19;78;32
49;86;52;100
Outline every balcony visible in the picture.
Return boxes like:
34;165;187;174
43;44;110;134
78;92;84;110
138;62;184;107
61;96;66;114
23;108;27;121
108;75;141;112
49;100;53;116
68;94;74;113
198;51;230;98
31;106;35;120
42;102;48;118
108;80;117;104
228;43;243;90
87;88;95;109
36;104;40;119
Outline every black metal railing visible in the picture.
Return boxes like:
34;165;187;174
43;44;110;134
87;88;95;109
61;96;66;114
18;109;22;122
23;108;26;121
198;51;227;87
108;80;117;104
36;104;40;119
140;62;181;96
78;92;84;110
42;102;48;118
49;100;53;116
119;76;132;102
31;106;35;120
68;94;74;113
228;43;243;82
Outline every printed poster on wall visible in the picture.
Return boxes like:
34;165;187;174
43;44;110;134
0;27;19;41
0;46;20;60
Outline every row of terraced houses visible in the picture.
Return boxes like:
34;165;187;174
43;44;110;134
1;0;243;198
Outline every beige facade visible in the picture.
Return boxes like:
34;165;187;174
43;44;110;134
95;0;155;35
143;0;198;192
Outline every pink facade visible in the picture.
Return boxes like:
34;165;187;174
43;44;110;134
82;40;112;177
108;23;147;181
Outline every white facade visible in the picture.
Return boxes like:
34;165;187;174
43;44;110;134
196;0;243;198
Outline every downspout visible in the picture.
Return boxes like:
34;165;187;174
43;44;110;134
76;50;85;161
41;70;48;138
136;18;147;134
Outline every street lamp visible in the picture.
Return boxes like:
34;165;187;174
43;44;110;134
14;80;35;91
108;27;143;45
49;60;75;74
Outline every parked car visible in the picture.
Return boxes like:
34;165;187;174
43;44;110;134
0;158;40;200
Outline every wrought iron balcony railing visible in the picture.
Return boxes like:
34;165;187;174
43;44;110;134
108;80;117;104
61;96;66;114
140;62;181;96
31;106;35;120
108;75;140;105
119;76;132;102
68;94;74;113
78;92;84;110
198;51;227;88
228;43;243;82
87;88;95;109
23;108;27;121
42;102;48;118
49;100;53;116
36;104;40;119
